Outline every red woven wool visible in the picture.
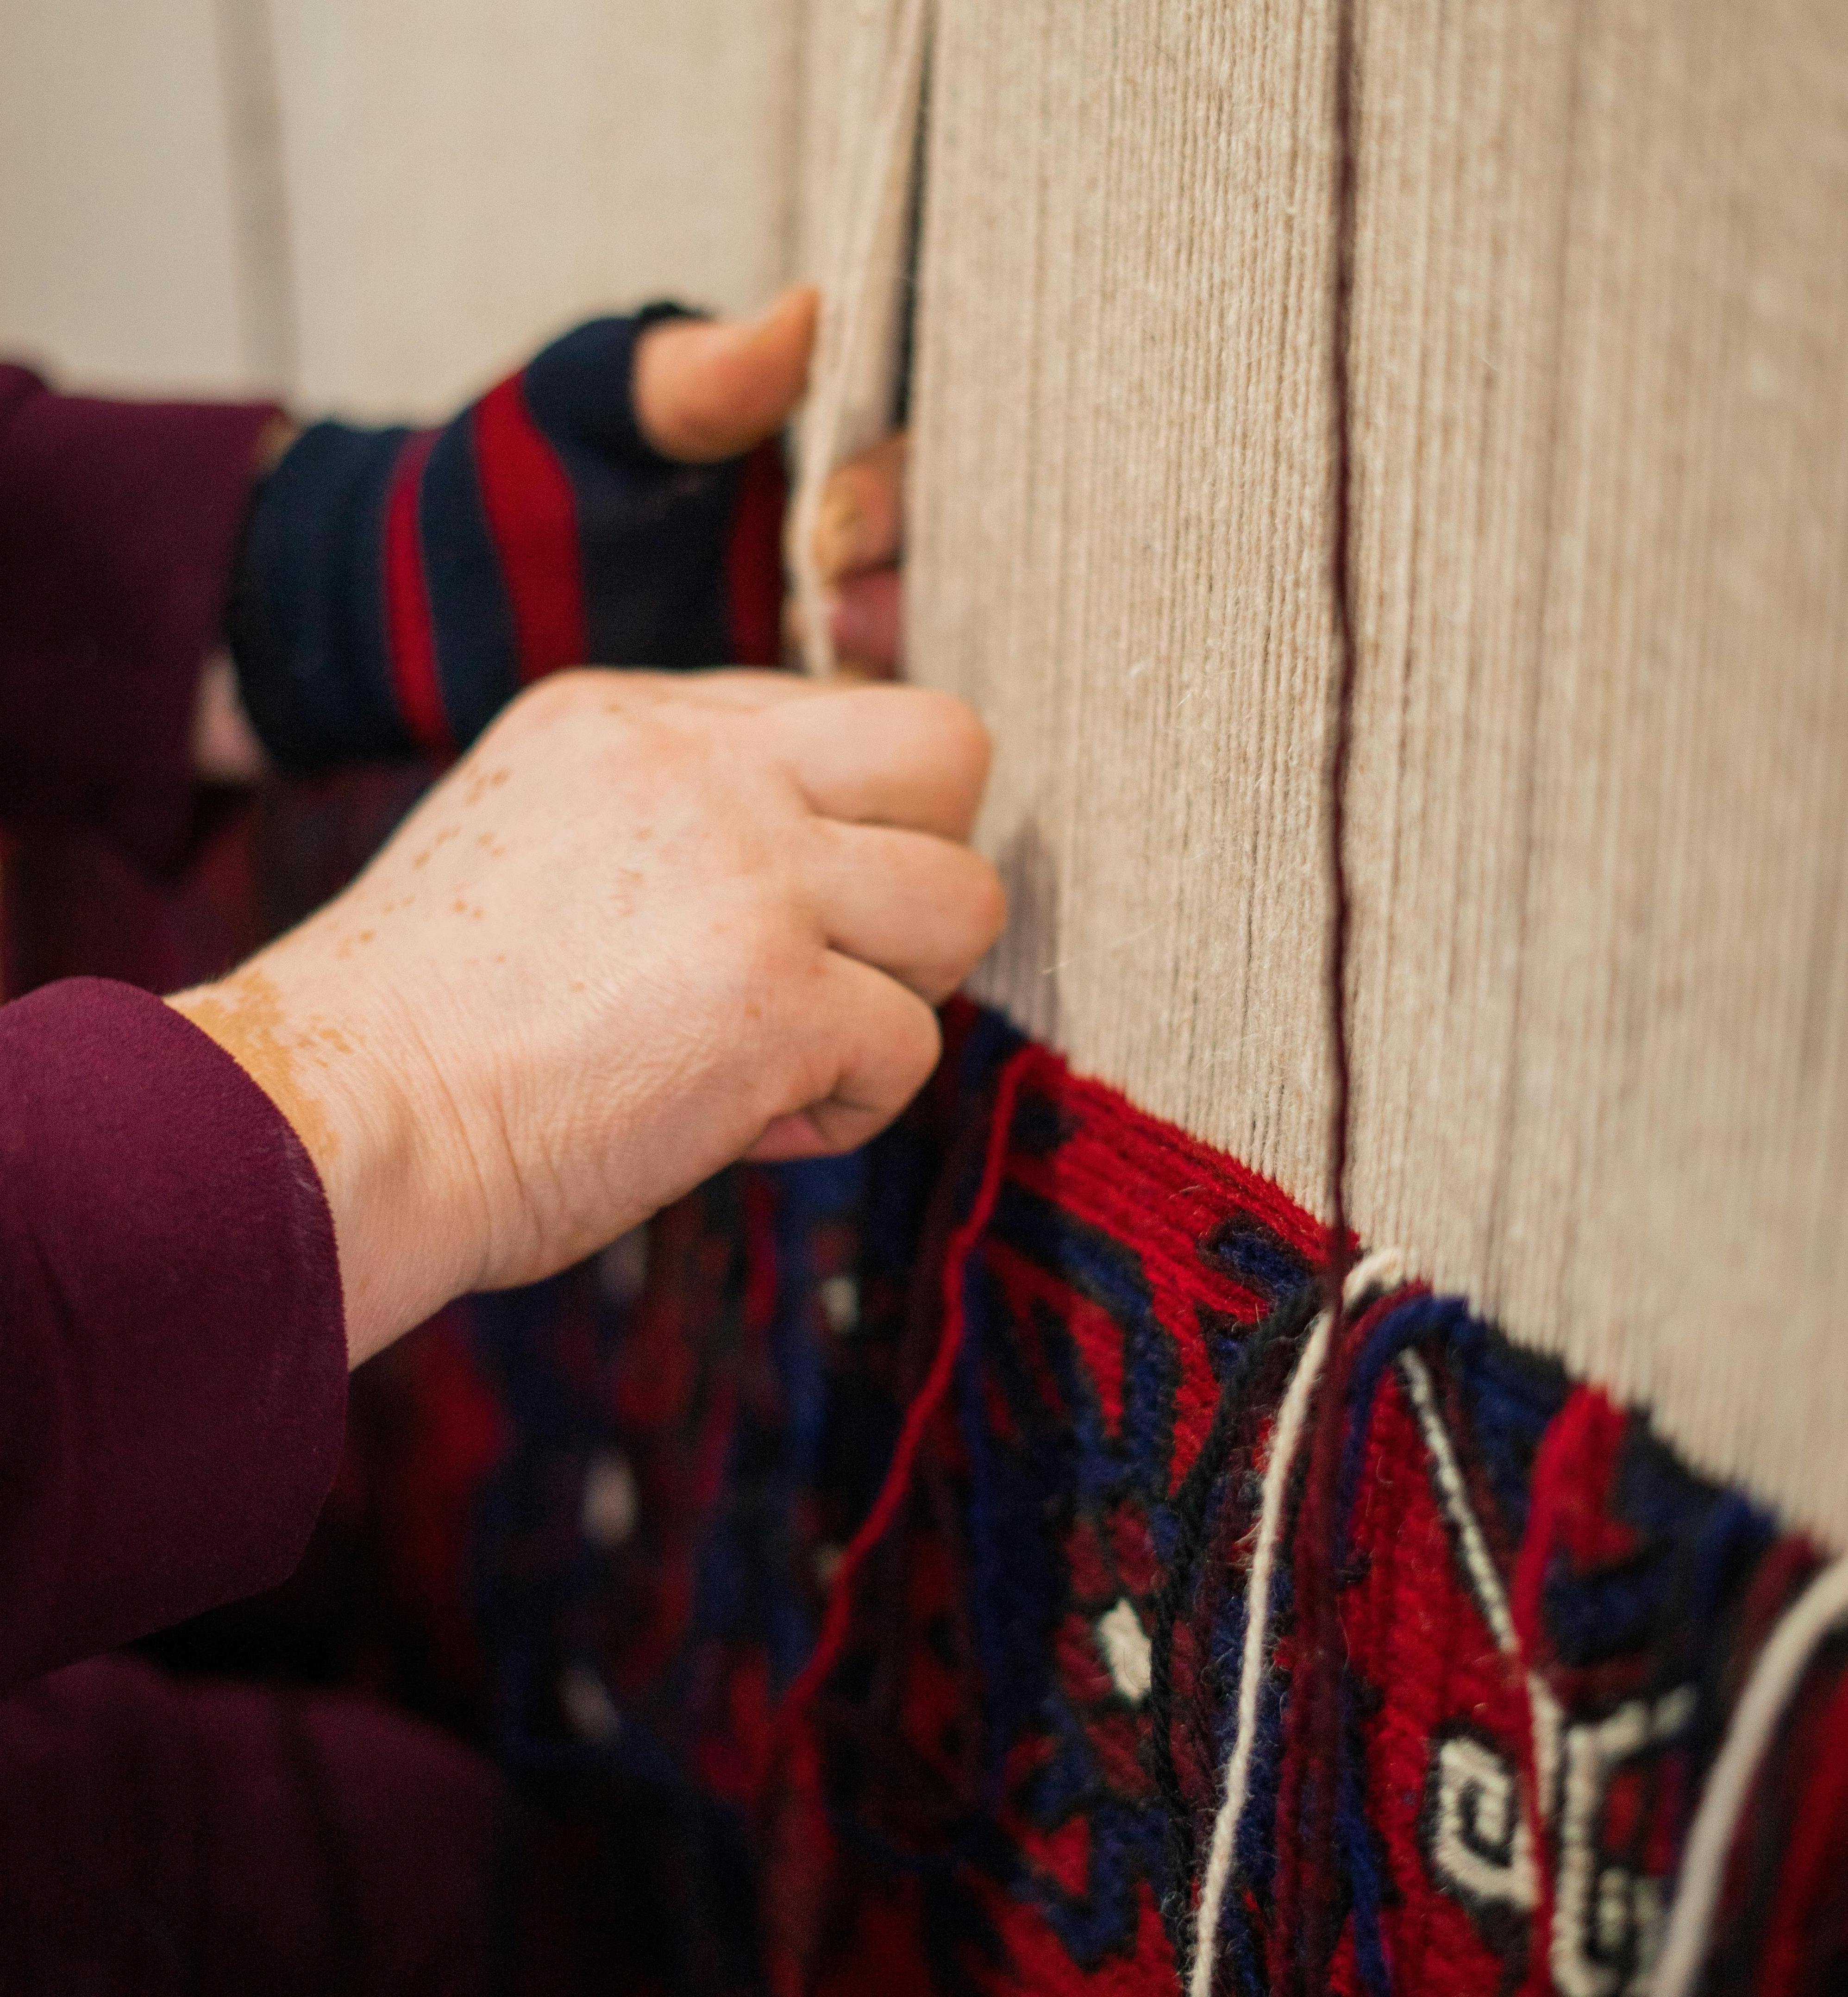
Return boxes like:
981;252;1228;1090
520;998;1848;1996
1509;1386;1636;1670
1341;1362;1536;1992
995;1034;1326;1508
471;375;587;682
769;1014;1330;1994
382;430;450;754
725;439;787;667
1271;1289;1395;1993
1754;1665;1848;1993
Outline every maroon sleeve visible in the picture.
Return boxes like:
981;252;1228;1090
0;977;347;1693
0;1657;505;1997
0;363;279;874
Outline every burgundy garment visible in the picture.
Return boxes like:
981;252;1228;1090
0;977;348;1690
0;372;538;1993
0;981;528;1994
0;1654;501;1997
0;363;276;874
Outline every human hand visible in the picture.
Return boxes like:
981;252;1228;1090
810;430;908;676
227;289;818;774
171;666;1002;1366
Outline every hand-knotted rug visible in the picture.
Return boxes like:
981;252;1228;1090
460;999;1848;1997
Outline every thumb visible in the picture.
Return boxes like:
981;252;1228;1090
633;285;819;463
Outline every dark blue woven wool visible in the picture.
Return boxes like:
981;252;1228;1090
459;1001;1848;1997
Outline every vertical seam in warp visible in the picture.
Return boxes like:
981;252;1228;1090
1324;0;1362;1451
1284;0;1366;1981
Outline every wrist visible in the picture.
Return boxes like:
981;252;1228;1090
168;947;477;1365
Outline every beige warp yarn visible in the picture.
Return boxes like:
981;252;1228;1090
797;0;1848;1543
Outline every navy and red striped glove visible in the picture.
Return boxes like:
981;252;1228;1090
228;304;785;773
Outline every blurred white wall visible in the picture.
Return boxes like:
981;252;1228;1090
0;0;252;394
271;0;802;417
0;0;802;415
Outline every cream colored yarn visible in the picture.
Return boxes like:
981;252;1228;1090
800;0;1848;1543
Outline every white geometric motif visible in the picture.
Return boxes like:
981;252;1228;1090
1549;1687;1695;1997
1430;1731;1541;1915
1398;1352;1695;1997
1095;1595;1153;1706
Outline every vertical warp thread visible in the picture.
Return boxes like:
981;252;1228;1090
790;0;933;676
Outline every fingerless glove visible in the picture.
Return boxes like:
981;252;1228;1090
229;305;783;771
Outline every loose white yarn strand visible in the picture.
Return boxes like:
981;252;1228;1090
1188;1247;1405;1997
789;0;931;678
1650;1551;1848;1997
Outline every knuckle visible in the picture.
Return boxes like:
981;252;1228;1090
520;665;605;719
920;848;1007;969
733;880;822;990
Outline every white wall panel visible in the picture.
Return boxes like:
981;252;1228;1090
0;0;251;393
0;0;803;413
270;0;802;419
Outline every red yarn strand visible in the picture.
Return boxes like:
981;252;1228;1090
774;1044;1038;1733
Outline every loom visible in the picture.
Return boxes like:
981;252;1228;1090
793;0;1848;1554
775;3;1848;1987
482;2;1847;1985
22;1;1836;1986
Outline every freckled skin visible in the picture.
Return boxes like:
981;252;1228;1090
171;667;1003;1368
172;970;342;1167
